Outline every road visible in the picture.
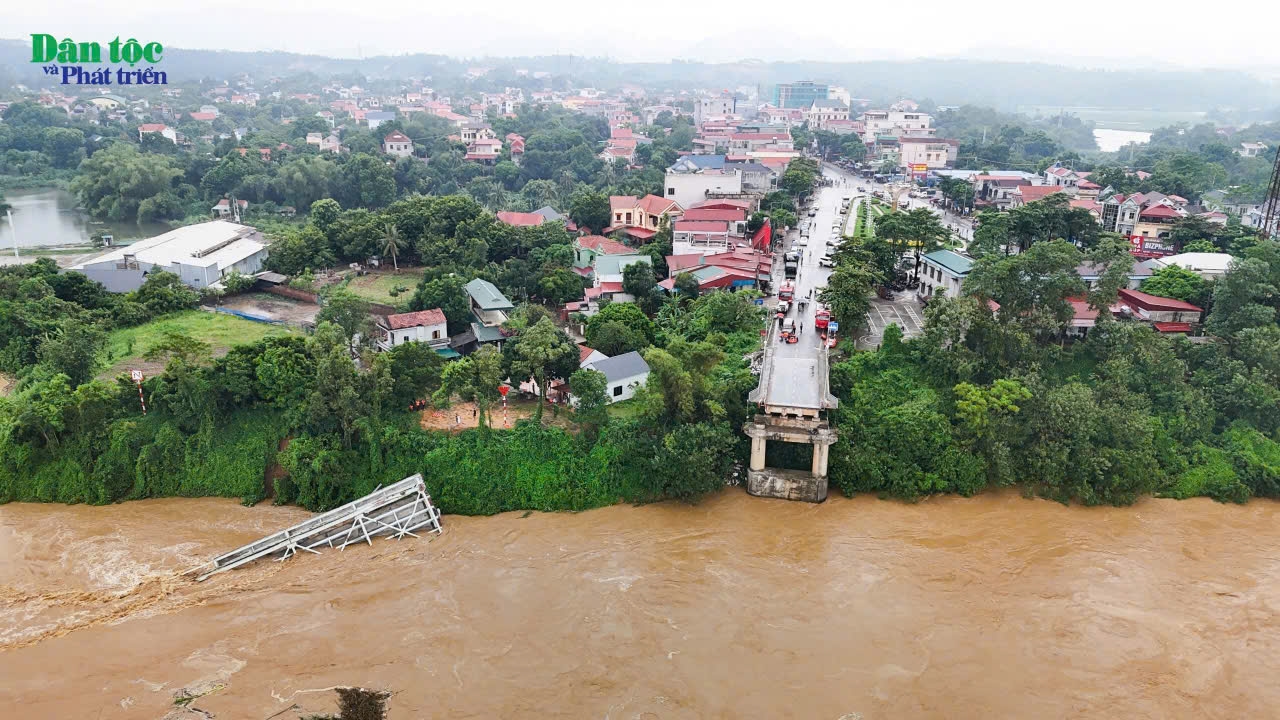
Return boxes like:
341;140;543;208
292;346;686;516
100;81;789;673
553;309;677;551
822;162;974;246
760;170;848;409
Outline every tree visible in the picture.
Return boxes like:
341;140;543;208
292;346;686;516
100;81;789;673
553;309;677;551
35;321;104;387
433;345;503;428
304;323;369;449
819;261;882;332
569;189;611;233
510;318;577;422
410;275;471;335
70;143;182;223
273;155;337;210
380;223;406;272
970;210;1010;258
1207;257;1277;338
674;272;701;300
318;288;375;355
1141;265;1210;304
132;271;200;315
621;261;657;310
585;301;656;351
568;368;609;438
964;240;1085;340
41;126;85;169
336;153;396;209
383;340;444;407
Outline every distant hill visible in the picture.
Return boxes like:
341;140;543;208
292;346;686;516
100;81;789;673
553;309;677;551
2;39;1275;112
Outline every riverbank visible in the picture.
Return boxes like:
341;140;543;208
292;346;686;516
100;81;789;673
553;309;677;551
2;489;1277;719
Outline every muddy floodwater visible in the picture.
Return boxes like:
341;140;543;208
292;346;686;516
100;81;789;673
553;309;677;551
2;491;1279;719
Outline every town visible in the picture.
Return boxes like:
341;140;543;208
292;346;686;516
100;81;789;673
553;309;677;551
3;21;1280;720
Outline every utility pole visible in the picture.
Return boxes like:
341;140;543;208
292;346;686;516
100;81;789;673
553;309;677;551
6;209;16;258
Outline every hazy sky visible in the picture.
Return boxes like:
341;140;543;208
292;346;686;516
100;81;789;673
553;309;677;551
9;0;1280;69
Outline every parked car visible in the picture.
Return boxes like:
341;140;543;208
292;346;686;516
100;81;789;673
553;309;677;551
819;258;837;268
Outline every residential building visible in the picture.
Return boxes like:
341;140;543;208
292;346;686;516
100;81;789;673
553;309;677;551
582;351;650;403
695;94;737;125
578;345;608;368
365;111;396;130
459;122;495;144
464;278;515;348
573;235;634;272
1117;289;1203;329
806;99;849;130
382;131;414;158
69;221;267;293
607;194;683;242
1075;261;1152;290
665;161;744;209
660;248;772;292
972;174;1034;210
464;138;502;163
377;308;448;351
1009;185;1066;209
1044;164;1087;189
773;81;829;109
496;211;545;228
1146;252;1235;279
1238;142;1268;158
898;137;958;173
859;109;934;145
138;123;176;144
211;198;248;220
918;250;973;301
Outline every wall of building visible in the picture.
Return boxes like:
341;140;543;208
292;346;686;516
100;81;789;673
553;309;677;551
606;373;647;403
664;171;743;210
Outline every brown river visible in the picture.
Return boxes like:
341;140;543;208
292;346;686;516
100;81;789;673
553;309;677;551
2;491;1279;719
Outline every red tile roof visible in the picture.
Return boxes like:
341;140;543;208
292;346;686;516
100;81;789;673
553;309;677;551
638;194;678;216
139;123;167;132
576;235;633;255
1118;288;1202;313
1153;322;1192;333
384;308;445;329
496;211;545;227
1139;204;1180;220
383;131;412;144
1016;186;1065;203
610;195;638;211
189;112;217;121
578;345;599;363
611;226;657;240
584;282;624;299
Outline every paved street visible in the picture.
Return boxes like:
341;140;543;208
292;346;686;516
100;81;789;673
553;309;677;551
760;170;849;409
823;162;973;247
859;295;926;349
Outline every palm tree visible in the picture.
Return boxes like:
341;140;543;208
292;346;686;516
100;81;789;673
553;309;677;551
381;223;405;273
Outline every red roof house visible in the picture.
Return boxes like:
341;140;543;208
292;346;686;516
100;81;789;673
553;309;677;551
496;211;546;227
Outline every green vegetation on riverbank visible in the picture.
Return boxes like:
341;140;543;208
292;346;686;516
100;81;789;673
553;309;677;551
0;253;764;514
102;310;297;378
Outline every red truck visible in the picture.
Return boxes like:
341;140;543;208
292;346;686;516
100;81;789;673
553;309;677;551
814;307;831;332
778;282;795;301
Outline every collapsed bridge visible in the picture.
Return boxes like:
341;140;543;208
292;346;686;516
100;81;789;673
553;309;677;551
186;474;442;582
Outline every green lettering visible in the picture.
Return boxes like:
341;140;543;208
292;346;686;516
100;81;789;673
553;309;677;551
57;38;78;64
30;33;56;63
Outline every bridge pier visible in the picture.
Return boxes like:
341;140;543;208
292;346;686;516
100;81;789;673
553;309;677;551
744;419;838;503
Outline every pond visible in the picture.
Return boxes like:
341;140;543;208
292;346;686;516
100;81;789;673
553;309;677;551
0;188;172;249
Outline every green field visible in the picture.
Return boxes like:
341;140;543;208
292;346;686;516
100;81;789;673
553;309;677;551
343;270;420;306
1016;106;1208;131
100;310;297;379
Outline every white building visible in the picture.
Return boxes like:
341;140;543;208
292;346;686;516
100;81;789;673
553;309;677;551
918;250;973;301
806;99;849;130
382;131;414;158
70;221;267;293
582;351;650;403
860;109;934;145
1145;252;1235;280
377;308;448;351
664;167;743;210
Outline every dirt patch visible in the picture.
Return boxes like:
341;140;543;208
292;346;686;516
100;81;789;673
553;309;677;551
419;399;575;432
0;373;12;396
217;293;319;326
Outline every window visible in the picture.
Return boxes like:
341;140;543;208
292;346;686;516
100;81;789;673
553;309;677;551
612;385;623;397
432;330;440;339
668;187;675;196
